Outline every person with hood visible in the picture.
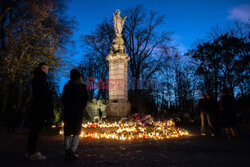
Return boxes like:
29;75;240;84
62;69;88;160
198;94;215;136
218;88;239;139
26;62;53;160
206;94;218;135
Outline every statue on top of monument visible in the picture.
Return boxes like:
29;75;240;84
113;10;127;35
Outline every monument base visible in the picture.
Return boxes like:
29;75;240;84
106;100;131;121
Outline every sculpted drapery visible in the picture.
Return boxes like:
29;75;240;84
113;10;127;35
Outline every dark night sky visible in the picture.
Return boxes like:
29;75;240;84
58;0;250;92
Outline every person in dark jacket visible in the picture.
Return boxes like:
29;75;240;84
26;62;53;160
62;69;88;160
206;94;219;135
218;88;239;139
198;94;215;136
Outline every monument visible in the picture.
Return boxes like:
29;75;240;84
106;10;131;120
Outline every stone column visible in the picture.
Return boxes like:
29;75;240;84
106;32;131;120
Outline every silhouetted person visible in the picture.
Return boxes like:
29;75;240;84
62;70;88;160
206;94;218;135
26;62;53;160
218;88;239;139
198;94;215;136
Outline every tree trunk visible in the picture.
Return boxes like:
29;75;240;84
214;69;218;100
0;80;9;127
0;1;7;127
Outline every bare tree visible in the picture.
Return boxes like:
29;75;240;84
80;6;172;114
123;6;171;82
80;18;114;99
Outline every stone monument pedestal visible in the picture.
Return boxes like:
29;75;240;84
105;10;130;121
106;100;131;121
105;54;131;120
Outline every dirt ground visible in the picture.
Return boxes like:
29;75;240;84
0;125;249;167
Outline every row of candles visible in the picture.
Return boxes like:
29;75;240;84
56;119;189;140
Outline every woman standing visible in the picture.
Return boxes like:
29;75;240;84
218;88;239;139
62;69;88;160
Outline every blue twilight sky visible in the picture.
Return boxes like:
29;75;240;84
58;0;250;93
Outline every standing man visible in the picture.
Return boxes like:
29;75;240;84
206;94;217;135
26;62;53;160
219;88;239;139
198;94;215;136
62;69;88;160
207;94;220;135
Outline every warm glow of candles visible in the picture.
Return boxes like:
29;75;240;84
57;118;189;140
